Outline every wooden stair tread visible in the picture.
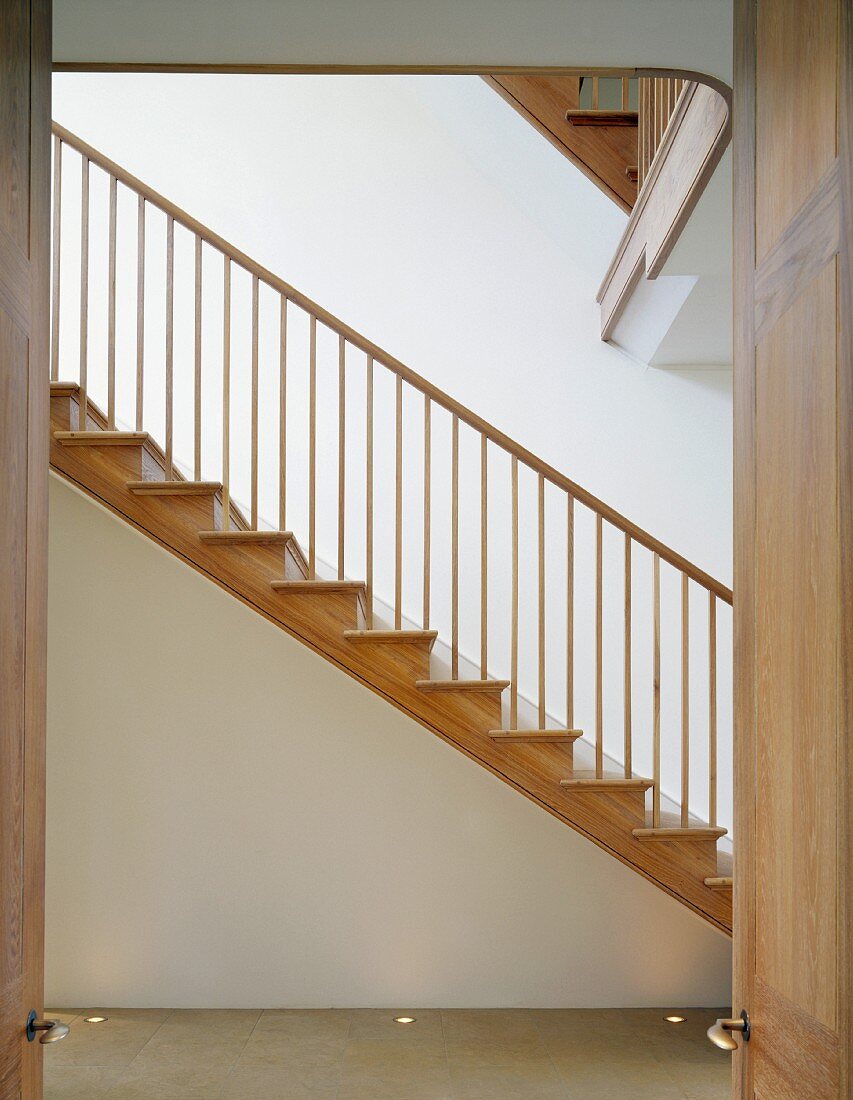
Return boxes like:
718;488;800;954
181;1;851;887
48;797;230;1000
416;679;510;694
343;629;438;649
54;430;149;446
490;729;581;743
270;579;365;592
127;481;222;495
561;772;653;791
199;529;294;544
633;826;728;841
704;876;733;890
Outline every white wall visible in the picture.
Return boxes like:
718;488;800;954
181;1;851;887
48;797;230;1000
51;72;734;836
46;475;732;1008
53;0;733;85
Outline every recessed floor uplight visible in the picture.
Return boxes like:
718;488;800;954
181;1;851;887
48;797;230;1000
394;1016;416;1024
84;1016;108;1024
664;1015;685;1024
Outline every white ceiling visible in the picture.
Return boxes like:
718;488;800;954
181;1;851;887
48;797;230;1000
53;0;732;84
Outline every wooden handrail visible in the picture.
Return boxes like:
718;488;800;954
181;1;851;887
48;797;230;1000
52;121;731;603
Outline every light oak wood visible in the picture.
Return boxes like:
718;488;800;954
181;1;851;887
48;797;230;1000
422;396;431;629
365;354;373;628
395;372;402;627
250;275;259;527
704;877;732;891
50;133;61;382
194;235;202;481
735;1;850;1090
680;573;689;827
480;434;487;680
55;430;148;446
79;154;89;427
566;495;574;729
485;75;638;211
595;512;603;776
538;473;545;728
490;730;581;744
135;194;145;431
623;534;632;777
1;3;50;1093
278;295;287;530
308;314;316;575
107;175;117;430
221;256;231;530
338;334;346;580
597;81;731;341
416;679;509;694
652;553;661;827
561;775;653;791
510;455;519;728
633;827;726;841
344;629;437;650
127;480;221;496
199;530;295;545
451;414;459;678
164;215;174;479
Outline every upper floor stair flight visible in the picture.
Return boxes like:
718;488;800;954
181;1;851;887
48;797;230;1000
47;122;734;934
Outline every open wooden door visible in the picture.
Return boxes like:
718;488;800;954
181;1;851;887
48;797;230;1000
733;0;852;1097
0;1;51;1097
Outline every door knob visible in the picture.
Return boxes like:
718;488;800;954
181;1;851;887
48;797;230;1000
707;1010;750;1050
26;1011;70;1044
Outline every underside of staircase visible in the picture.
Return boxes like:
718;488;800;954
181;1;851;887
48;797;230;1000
48;382;733;934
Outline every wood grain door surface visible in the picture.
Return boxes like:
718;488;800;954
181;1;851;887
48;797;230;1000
0;1;51;1097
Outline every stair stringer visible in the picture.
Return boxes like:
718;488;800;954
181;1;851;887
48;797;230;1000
49;387;732;936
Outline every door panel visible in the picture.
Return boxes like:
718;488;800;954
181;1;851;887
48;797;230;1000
0;1;51;1097
734;0;850;1096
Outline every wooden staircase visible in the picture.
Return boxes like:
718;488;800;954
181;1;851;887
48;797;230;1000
47;124;733;935
49;379;732;934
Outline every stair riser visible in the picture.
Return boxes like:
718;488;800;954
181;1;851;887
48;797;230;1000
345;641;432;682
633;838;721;879
271;591;363;635
562;788;648;827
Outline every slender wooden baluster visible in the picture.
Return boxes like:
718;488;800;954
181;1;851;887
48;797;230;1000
595;513;603;777
538;474;546;729
708;592;717;828
566;494;574;729
165;215;174;479
107;175;117;429
79;155;89;429
395;374;403;627
50;135;61;381
250;275;259;528
308;315;317;577
451;414;459;678
279;296;287;530
423;396;431;629
591;76;599;110
365;356;374;628
222;257;231;531
681;573;690;826
642;78;647;185
135;195;145;431
194;237;202;481
510;457;519;727
480;434;488;680
338;335;346;580
621;76;630;111
624;534;632;777
653;553;661;826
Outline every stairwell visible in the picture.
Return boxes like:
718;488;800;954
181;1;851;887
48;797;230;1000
48;123;733;934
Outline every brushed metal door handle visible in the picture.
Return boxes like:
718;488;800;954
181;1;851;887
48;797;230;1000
707;1010;750;1050
26;1011;70;1044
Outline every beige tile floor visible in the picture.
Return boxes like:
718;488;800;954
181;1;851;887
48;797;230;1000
43;1007;731;1099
